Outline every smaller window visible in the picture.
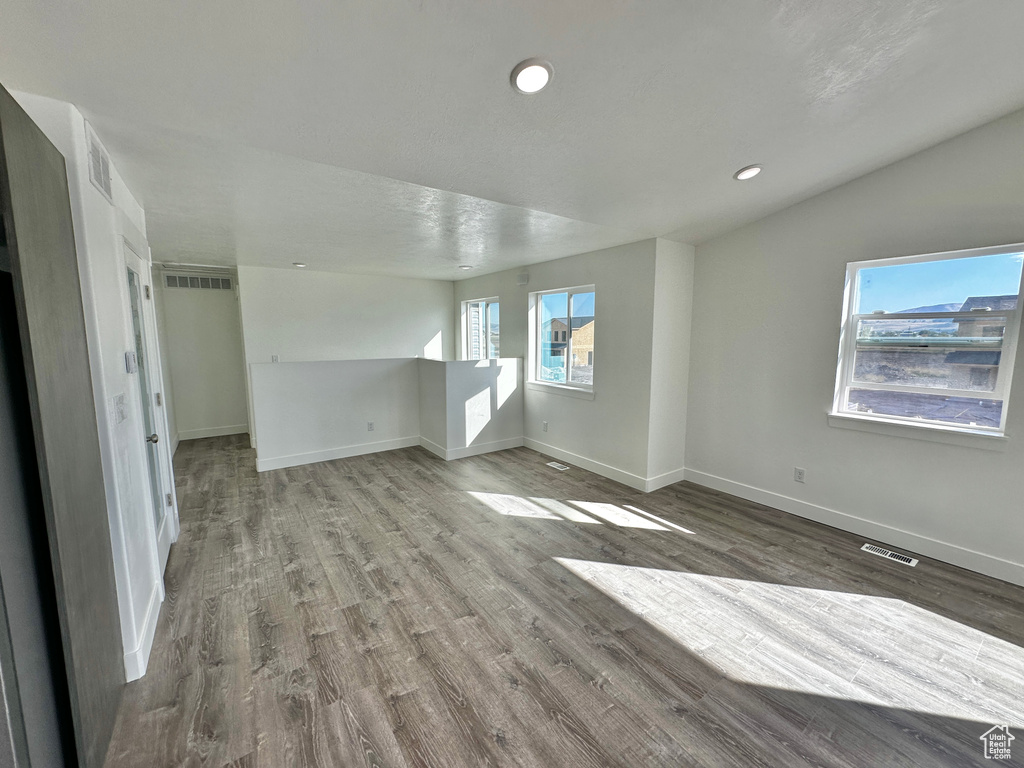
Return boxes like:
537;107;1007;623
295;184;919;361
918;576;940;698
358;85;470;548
531;286;596;390
833;245;1024;435
463;298;500;360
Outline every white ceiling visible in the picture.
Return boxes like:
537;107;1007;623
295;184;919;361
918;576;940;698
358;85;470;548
2;0;1024;279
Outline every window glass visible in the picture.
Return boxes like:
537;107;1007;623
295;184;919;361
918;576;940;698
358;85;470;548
540;292;568;383
856;252;1022;314
852;317;1005;392
465;299;499;360
487;302;500;358
569;291;595;386
835;247;1024;433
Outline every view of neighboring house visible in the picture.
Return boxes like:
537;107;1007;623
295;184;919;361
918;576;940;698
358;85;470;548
946;294;1016;391
541;315;594;382
849;294;1015;427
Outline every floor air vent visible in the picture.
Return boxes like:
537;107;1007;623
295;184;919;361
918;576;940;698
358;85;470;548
546;461;570;471
861;543;918;567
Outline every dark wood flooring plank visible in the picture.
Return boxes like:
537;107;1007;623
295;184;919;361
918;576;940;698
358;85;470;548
104;436;1024;768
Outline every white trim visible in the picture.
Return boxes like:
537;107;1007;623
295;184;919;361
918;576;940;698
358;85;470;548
420;436;525;461
834;243;1024;436
123;579;162;682
644;467;688;492
827;411;1010;450
448;437;524;460
524;438;648;491
845;242;1024;270
527;381;596;400
524;439;686;493
462;296;500;361
178;424;249;441
528;284;596;393
256;436;421;472
683;468;1024;588
418;436;448;459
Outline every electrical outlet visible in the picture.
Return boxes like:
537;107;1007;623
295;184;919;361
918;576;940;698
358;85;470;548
367;421;374;432
271;354;279;363
542;421;548;432
794;467;806;483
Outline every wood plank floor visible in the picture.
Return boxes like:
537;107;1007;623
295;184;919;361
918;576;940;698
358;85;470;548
103;435;1024;767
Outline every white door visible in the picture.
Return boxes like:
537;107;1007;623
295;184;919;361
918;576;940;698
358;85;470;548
122;237;178;570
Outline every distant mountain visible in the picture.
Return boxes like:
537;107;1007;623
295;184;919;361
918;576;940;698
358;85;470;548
892;302;963;314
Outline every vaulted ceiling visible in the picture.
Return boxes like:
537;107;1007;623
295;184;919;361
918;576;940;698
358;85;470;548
2;1;1024;279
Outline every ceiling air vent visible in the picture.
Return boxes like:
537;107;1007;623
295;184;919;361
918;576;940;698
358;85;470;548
85;121;113;204
546;461;571;471
861;543;918;567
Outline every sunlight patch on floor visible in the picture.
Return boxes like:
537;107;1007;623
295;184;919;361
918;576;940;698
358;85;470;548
466;493;697;531
554;557;1024;728
468;492;563;519
530;497;601;523
622;504;696;534
569;501;669;530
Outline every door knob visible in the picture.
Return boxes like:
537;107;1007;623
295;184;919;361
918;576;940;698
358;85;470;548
146;433;159;444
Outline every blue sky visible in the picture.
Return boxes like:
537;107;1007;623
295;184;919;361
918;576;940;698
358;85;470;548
857;252;1024;313
541;291;595;320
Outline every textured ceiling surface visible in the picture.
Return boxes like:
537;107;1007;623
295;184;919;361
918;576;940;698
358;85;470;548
1;0;1023;278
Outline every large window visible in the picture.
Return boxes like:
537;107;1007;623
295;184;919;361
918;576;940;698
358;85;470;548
464;298;499;360
533;287;596;389
833;245;1024;434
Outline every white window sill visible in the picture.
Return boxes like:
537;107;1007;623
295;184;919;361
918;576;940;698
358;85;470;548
527;381;595;400
827;411;1009;451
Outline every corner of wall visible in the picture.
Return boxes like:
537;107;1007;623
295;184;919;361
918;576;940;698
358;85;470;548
645;238;696;482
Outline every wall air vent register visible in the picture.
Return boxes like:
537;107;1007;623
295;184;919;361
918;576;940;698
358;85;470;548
165;275;232;290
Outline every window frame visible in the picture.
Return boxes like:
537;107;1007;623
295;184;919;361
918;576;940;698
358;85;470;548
832;243;1024;437
529;285;596;393
462;297;500;360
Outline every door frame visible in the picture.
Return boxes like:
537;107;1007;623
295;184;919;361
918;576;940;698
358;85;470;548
118;215;178;570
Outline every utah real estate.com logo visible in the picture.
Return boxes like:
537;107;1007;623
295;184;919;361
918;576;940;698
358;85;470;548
980;726;1014;761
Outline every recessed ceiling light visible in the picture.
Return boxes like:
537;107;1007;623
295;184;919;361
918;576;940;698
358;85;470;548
511;59;552;94
733;164;762;181
293;262;307;268
459;265;473;271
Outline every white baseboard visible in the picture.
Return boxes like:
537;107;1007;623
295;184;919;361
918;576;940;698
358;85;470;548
124;580;162;682
257;436;421;472
524;438;648;491
644;466;688;492
683;468;1024;588
179;424;249;441
420;436;525;460
419;436;447;459
448;436;524;460
169;434;180;456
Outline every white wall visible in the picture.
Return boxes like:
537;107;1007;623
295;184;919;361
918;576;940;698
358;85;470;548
252;357;525;470
455;240;680;490
647;239;695;482
418;358;524;460
237;265;454;447
417;359;448;451
251;359;421;471
237;266;454;364
13;92;167;675
155;274;248;441
687;106;1024;587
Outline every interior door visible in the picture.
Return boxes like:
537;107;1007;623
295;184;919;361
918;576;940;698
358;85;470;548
0;84;123;768
122;239;177;571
